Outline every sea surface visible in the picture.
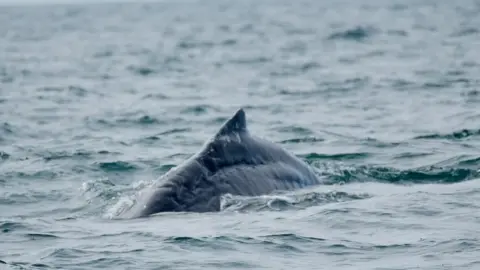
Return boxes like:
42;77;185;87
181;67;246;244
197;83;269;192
1;0;480;269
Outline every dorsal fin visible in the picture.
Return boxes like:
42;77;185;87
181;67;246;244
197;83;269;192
216;108;247;137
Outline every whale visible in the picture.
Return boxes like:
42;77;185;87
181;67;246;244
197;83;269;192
123;108;322;218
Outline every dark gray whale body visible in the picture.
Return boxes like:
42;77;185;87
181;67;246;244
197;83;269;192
124;108;322;218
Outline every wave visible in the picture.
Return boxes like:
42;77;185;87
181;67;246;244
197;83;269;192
220;191;370;212
414;128;480;140
0;221;29;233
96;161;139;172
180;104;220;115
279;137;325;144
163;234;321;253
328;26;378;41
37;85;88;97
301;152;370;161
40;149;119;162
318;164;480;185
0;151;10;161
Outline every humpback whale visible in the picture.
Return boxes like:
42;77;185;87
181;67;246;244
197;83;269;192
123;108;322;218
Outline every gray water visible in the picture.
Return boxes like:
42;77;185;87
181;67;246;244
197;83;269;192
1;0;480;269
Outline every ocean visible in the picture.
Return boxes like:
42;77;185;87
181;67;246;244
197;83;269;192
1;0;480;269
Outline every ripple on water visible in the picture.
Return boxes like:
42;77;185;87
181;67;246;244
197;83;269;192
0;221;29;233
180;104;220;115
221;190;371;212
414;128;480;140
275;125;314;136
0;189;68;205
301;152;371;161
321;165;480;185
41;150;95;162
0;151;10;161
85;114;172;130
116;115;161;125
2;170;61;182
26;233;60;240
37;85;89;97
328;26;378;41
141;93;170;100
270;61;322;77
279;136;325;144
1;122;16;135
96;161;140;172
127;65;156;76
164;234;305;254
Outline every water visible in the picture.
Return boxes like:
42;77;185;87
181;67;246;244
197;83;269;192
1;0;480;269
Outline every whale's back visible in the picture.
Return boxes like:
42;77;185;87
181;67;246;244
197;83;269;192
124;108;321;218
